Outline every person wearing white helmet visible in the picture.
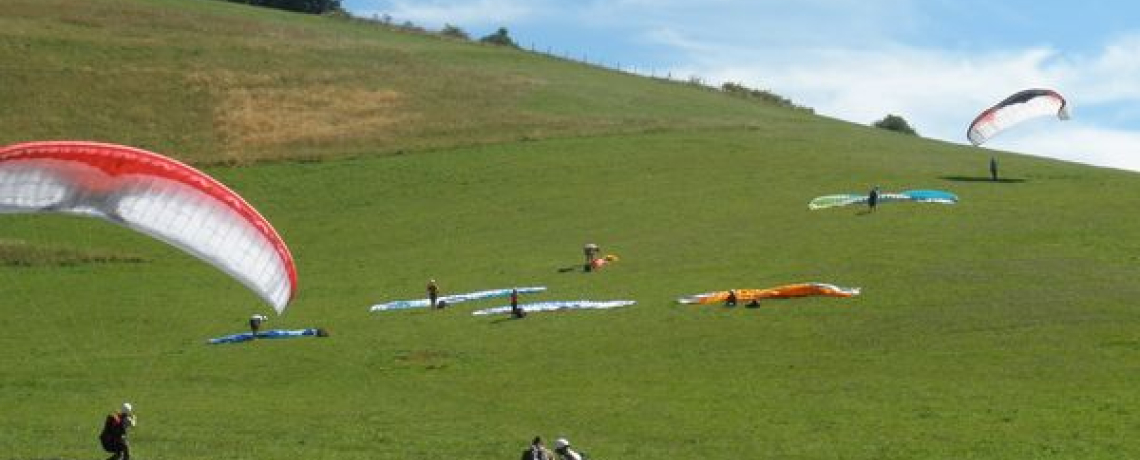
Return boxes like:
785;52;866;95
99;402;137;459
553;438;585;460
249;314;268;337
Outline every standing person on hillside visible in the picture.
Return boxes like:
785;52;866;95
249;313;268;337
521;436;555;460
583;243;600;272
99;402;137;460
990;156;999;181
553;438;586;460
867;186;880;212
427;279;439;309
725;289;738;307
510;288;526;319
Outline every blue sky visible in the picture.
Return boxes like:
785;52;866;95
342;0;1140;171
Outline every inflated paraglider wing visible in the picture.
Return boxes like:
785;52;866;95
0;141;297;312
967;89;1069;146
0;160;74;210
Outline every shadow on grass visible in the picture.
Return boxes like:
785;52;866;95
939;175;1026;183
488;316;524;325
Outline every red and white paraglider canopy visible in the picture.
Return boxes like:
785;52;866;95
967;88;1070;146
0;141;297;312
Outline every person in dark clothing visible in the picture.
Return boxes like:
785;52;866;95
99;402;136;460
427;279;439;308
868;186;880;212
521;436;554;460
249;314;267;336
725;290;738;307
990;156;999;181
510;288;526;319
583;243;599;272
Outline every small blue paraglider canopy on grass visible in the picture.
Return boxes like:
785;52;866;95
207;328;328;345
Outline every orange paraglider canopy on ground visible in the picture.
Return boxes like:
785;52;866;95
677;283;860;305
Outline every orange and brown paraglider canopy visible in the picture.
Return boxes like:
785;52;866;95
678;283;860;305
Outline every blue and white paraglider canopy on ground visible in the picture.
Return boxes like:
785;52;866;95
472;300;635;316
370;286;546;311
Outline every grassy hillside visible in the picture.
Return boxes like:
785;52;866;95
4;1;1140;460
0;0;808;165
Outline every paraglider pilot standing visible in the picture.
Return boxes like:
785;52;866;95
583;243;600;272
427;279;439;308
249;313;267;336
867;186;880;212
510;288;526;319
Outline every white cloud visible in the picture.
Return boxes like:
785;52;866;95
991;123;1140;172
1063;33;1140;104
667;44;1052;135
588;0;919;48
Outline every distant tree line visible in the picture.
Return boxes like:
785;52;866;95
218;0;343;15
478;27;518;47
351;15;518;48
440;24;469;40
720;82;810;111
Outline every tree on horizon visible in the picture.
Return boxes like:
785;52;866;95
872;114;918;136
480;27;519;48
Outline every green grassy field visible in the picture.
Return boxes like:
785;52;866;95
4;1;1140;459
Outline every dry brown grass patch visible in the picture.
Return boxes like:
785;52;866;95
192;71;412;162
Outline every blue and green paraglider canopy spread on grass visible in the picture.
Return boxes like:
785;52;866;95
809;189;958;210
